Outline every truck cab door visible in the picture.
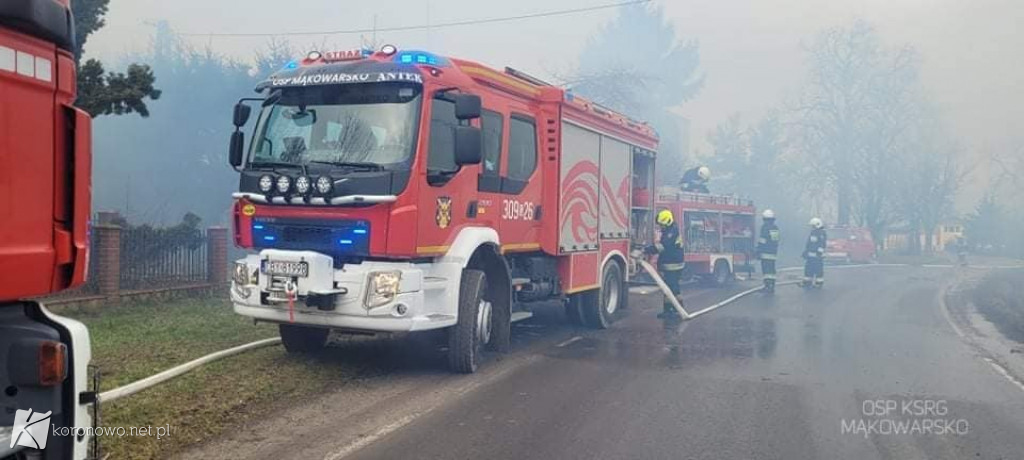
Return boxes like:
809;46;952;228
495;112;543;253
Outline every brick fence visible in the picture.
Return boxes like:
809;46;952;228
41;214;229;307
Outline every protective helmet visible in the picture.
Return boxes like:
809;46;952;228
809;217;823;229
698;166;711;181
656;209;674;227
762;209;775;220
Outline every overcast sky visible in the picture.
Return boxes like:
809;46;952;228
87;0;1022;173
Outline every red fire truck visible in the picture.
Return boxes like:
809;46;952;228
1;1;95;458
228;46;659;372
656;187;757;285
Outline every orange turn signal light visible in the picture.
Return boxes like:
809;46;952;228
38;340;68;386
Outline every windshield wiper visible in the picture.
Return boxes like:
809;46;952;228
308;160;385;171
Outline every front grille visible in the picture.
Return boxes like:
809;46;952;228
252;218;370;255
282;226;334;244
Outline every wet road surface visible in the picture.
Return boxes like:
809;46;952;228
342;266;1024;460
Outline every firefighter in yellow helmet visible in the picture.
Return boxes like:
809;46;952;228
646;209;686;319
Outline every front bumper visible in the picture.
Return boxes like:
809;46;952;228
231;250;461;332
824;251;849;262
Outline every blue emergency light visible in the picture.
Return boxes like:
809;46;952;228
395;50;449;67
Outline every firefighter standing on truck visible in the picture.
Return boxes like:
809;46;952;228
802;217;827;288
679;166;711;193
757;209;780;293
647;209;686;319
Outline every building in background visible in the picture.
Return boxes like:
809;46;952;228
885;222;964;253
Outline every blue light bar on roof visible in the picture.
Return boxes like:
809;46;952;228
395;50;449;67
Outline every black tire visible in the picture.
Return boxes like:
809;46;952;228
583;262;624;329
448;269;490;374
279;324;329;354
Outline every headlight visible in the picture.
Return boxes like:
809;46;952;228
365;271;402;308
295;175;311;194
315;176;332;195
276;175;292;194
233;262;251;285
258;174;274;193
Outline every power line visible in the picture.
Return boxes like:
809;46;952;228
180;0;650;38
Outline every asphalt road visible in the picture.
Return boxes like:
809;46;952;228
182;266;1024;460
339;266;1024;460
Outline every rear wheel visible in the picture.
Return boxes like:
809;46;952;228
448;269;491;373
279;324;329;354
583;262;624;329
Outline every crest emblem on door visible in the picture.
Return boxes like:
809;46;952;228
435;196;452;229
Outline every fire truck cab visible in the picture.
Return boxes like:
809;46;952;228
228;46;658;373
1;1;94;459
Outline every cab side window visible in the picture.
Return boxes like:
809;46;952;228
478;110;503;192
503;115;537;194
427;98;457;173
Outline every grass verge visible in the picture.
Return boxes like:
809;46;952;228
63;297;345;459
972;269;1024;343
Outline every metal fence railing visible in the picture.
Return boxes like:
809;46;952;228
119;227;208;291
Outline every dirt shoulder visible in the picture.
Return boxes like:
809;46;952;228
63;297;345;460
943;267;1024;389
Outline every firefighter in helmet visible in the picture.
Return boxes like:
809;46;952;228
647;209;686;319
679;165;711;193
802;217;827;287
756;209;781;293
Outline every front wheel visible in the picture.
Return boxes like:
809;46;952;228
582;262;625;329
448;269;491;373
279;324;329;354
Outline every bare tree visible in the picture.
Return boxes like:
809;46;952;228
850;46;923;246
793;20;884;225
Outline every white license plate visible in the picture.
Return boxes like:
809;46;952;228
263;260;309;277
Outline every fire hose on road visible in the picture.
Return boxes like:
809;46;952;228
635;259;801;321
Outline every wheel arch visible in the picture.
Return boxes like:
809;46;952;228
601;249;628;279
465;242;512;352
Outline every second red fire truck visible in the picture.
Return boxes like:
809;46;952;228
228;46;660;372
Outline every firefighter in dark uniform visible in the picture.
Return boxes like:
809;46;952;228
647;209;686;319
679;166;711;193
756;209;780;293
802;217;827;287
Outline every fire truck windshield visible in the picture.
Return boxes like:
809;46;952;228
249;83;421;170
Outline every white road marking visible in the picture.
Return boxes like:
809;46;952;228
938;277;1024;394
938;290;967;340
323;413;421;460
556;336;583;348
983;358;1024;393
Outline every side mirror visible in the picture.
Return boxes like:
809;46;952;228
454;126;482;166
229;131;244;167
454;94;482;120
233;103;252;127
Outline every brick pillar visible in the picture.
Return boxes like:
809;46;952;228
94;224;121;297
207;227;229;284
96;210;121;225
